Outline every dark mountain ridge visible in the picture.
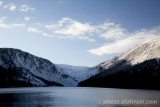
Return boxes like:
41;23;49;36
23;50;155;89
78;58;160;89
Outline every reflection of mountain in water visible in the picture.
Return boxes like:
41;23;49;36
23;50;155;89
0;93;56;106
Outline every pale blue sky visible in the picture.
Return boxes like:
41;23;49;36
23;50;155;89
0;0;160;66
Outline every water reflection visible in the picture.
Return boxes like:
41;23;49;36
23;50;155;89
0;87;159;107
0;92;56;107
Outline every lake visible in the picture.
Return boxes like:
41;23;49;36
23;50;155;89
0;87;159;107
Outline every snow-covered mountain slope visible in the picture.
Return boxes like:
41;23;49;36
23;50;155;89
99;37;160;69
0;48;101;87
0;48;72;86
56;64;101;82
78;37;160;89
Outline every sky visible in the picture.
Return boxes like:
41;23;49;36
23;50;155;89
0;0;160;67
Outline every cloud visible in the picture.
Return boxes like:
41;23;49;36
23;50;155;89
3;5;7;8
0;1;3;6
3;3;16;11
1;16;51;38
27;27;52;37
28;27;41;33
1;14;159;53
34;23;42;26
11;23;26;27
100;27;126;40
53;18;94;35
8;16;157;50
42;33;52;37
45;18;121;42
88;27;160;55
0;17;9;28
0;16;25;28
10;5;16;11
54;19;94;36
20;4;35;12
24;17;30;21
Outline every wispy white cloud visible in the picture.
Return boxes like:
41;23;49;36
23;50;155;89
45;18;117;42
20;4;35;12
11;23;26;27
42;32;52;37
100;27;126;40
0;16;51;38
27;27;52;37
24;16;30;21
10;5;16;11
3;3;16;11
0;1;3;6
34;23;42;26
0;16;9;28
3;5;7;8
53;18;94;36
0;16;25;28
45;18;127;42
28;27;41;33
88;27;160;55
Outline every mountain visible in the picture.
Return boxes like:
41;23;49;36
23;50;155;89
1;37;160;88
78;37;160;89
56;64;101;83
98;37;160;70
0;48;101;87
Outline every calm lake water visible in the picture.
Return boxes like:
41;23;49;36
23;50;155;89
0;87;159;107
